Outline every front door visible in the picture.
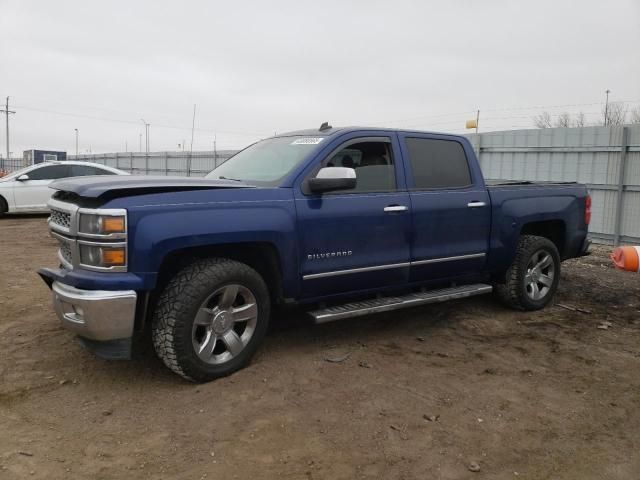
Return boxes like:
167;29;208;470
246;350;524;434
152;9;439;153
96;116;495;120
295;134;411;298
13;164;70;211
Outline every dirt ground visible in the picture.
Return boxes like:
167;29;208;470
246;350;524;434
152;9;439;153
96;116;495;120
1;216;639;480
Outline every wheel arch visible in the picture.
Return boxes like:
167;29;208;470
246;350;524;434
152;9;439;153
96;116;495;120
520;220;566;258
155;241;284;304
0;193;8;214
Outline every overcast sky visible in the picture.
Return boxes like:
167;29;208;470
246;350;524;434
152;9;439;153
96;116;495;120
1;0;639;155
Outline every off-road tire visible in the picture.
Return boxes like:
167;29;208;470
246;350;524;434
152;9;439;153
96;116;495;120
495;235;561;311
151;258;270;382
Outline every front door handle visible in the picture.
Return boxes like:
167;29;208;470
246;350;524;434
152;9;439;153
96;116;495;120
384;205;409;213
467;201;487;208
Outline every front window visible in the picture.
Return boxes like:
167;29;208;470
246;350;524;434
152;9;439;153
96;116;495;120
206;136;324;185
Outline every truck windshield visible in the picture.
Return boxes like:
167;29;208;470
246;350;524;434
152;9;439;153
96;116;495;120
206;136;324;185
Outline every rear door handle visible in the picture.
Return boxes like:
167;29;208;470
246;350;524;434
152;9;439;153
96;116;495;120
467;201;486;208
384;205;409;213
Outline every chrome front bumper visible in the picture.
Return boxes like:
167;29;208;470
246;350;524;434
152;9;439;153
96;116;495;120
51;281;137;341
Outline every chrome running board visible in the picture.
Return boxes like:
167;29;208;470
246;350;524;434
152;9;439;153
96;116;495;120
309;283;493;324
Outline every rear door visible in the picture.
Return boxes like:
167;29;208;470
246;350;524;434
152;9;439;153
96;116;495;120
12;164;70;211
398;133;491;281
294;134;412;298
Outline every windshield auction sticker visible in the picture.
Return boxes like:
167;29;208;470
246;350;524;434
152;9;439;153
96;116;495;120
291;137;324;145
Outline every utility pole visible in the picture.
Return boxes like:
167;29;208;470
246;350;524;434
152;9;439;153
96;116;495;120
186;105;197;177
74;128;79;156
141;119;150;153
213;133;217;167
139;133;142;152
1;96;16;169
604;89;611;126
190;104;196;154
475;109;480;134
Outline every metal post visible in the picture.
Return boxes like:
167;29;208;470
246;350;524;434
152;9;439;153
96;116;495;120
74;128;78;156
1;97;16;170
214;134;217;168
613;126;629;246
4;97;8;162
476;130;482;170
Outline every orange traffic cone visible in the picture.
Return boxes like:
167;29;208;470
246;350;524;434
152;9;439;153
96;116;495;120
610;246;640;272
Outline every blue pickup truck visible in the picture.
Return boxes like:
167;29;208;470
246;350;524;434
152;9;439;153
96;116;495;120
39;126;591;382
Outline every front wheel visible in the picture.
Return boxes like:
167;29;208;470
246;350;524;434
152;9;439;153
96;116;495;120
0;196;7;217
495;235;561;311
151;258;270;382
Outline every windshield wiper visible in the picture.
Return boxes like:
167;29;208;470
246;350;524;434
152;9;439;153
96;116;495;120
218;176;244;182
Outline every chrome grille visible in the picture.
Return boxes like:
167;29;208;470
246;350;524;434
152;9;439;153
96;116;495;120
58;238;73;265
50;209;72;229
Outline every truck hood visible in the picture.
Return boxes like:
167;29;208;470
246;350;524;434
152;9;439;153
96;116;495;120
50;175;253;199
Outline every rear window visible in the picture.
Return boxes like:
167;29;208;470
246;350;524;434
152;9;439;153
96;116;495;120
70;165;113;176
405;138;472;189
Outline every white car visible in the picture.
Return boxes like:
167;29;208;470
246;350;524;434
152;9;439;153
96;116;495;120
0;161;129;215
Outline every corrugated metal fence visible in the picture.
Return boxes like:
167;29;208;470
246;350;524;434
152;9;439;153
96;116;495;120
467;125;640;245
5;125;639;245
0;157;26;173
69;151;237;177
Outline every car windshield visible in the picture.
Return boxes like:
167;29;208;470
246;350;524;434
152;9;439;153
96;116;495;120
206;136;325;185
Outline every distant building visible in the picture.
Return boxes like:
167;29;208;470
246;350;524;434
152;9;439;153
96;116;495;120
23;149;67;166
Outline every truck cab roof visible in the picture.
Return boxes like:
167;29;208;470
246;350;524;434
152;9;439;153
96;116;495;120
277;126;464;140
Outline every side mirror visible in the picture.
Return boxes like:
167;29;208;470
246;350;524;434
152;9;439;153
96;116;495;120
308;167;356;194
16;174;30;182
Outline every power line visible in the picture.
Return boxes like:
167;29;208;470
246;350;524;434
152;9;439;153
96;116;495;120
13;104;269;137
361;99;640;128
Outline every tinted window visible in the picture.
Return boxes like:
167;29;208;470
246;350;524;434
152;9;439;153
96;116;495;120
27;165;70;180
70;165;113;176
321;140;396;193
405;138;471;189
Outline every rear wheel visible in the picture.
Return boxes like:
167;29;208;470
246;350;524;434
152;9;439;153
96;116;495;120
151;258;270;382
495;235;560;311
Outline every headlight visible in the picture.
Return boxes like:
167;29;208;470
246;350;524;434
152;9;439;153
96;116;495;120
79;243;127;269
79;213;126;236
76;208;128;271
